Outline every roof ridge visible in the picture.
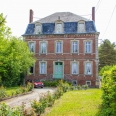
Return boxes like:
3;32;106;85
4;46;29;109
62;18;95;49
34;12;90;23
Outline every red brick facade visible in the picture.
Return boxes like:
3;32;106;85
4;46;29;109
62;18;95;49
24;33;99;87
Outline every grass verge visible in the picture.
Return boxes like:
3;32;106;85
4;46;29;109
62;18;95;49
44;89;102;116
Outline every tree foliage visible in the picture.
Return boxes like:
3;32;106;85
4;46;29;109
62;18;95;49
98;65;116;116
0;13;35;86
99;39;116;71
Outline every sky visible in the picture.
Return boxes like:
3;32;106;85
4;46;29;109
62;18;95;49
0;0;116;43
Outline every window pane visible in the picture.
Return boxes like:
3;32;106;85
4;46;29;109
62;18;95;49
85;41;91;53
40;62;46;74
56;42;62;53
72;41;78;53
78;23;85;33
56;24;62;33
30;66;33;74
41;42;46;53
35;25;41;34
29;42;34;52
85;62;92;75
72;62;78;74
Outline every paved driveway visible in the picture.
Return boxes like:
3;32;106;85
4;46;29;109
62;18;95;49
0;87;56;108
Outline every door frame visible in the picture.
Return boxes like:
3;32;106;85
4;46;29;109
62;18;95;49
53;61;64;79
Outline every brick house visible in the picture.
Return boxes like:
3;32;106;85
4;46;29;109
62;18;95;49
22;7;100;87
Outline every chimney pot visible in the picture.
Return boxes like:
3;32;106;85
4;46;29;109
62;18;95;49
92;7;95;22
29;9;33;23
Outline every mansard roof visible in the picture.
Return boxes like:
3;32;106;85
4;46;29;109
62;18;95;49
34;12;89;23
23;12;98;35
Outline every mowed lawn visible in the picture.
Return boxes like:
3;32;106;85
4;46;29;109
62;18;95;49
45;89;102;116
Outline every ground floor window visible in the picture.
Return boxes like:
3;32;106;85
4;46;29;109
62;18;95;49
85;62;92;75
40;62;46;74
72;62;78;74
29;66;34;74
86;81;91;86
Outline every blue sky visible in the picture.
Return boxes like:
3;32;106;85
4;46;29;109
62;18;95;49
1;0;116;43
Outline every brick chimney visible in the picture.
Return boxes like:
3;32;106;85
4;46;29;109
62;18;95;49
29;9;33;23
92;7;95;22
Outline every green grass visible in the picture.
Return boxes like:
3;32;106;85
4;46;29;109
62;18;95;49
6;86;19;96
46;89;102;116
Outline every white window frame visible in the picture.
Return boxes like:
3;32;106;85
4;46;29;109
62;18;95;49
39;61;47;74
34;23;42;34
55;41;63;54
55;21;63;34
84;40;92;54
28;41;35;53
84;61;92;75
78;21;86;33
71;40;79;53
71;61;79;75
86;81;91;86
39;41;47;54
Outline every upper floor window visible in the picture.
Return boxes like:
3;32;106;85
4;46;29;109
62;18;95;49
55;21;63;34
28;42;35;52
40;62;46;74
84;41;92;53
78;21;85;33
40;42;47;54
71;41;78;53
72;62;78;74
56;41;63;53
29;66;34;74
29;64;34;74
35;23;42;34
84;62;92;75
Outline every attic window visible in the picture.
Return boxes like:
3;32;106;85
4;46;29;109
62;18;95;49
78;21;85;33
55;22;63;34
35;23;42;34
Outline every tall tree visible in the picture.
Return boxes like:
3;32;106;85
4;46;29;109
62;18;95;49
99;39;116;71
0;13;35;86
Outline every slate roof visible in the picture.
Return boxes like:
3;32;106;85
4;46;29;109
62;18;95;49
23;12;97;35
34;12;90;23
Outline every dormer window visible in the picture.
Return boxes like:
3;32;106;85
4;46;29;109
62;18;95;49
55;21;63;34
35;23;42;34
78;21;85;33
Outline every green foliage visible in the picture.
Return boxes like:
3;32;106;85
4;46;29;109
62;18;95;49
0;86;7;100
82;84;89;90
0;84;33;100
31;99;47;116
0;13;11;40
0;103;24;116
99;39;116;71
0;37;35;86
26;82;34;91
43;80;58;87
0;13;35;86
57;80;70;92
99;65;116;116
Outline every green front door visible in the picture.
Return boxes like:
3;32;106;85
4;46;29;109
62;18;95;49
54;62;63;79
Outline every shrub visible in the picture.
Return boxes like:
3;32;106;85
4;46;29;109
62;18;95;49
77;85;82;90
43;80;58;87
31;99;47;116
0;86;7;100
26;82;34;91
58;80;70;92
82;84;88;90
0;103;24;116
99;65;116;116
46;91;55;107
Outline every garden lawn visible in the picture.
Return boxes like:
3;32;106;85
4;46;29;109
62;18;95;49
6;86;19;96
46;89;102;116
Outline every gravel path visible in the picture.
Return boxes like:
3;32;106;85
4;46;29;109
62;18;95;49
0;87;56;108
